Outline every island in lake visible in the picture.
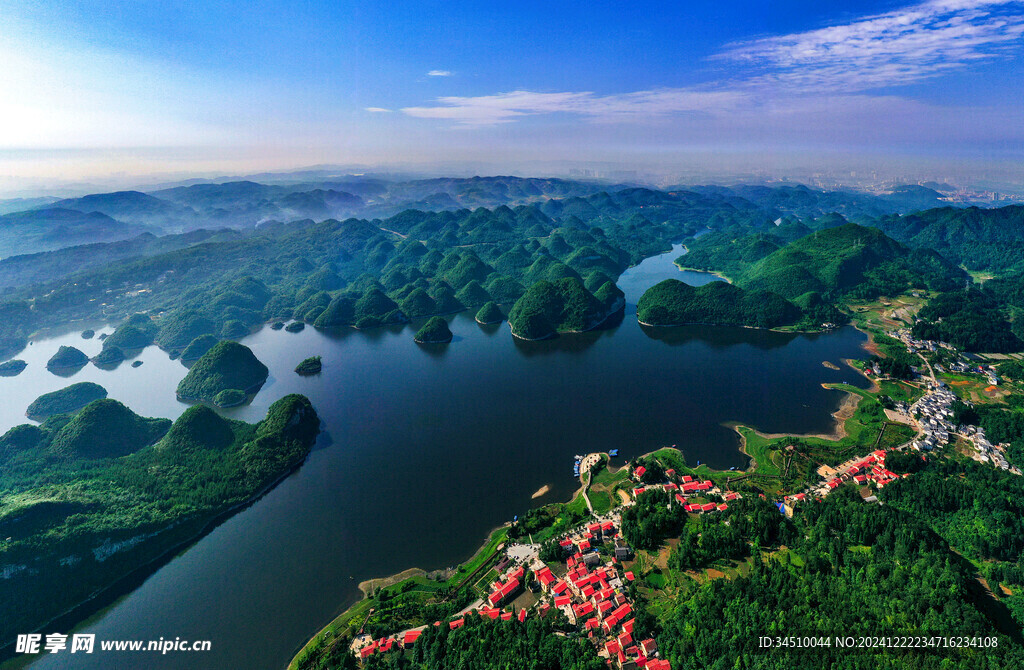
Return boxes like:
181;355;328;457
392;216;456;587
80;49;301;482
176;340;269;407
414;316;453;343
26;382;109;421
0;359;26;377
636;279;802;329
45;345;89;373
295;356;323;375
475;301;504;325
508;277;624;340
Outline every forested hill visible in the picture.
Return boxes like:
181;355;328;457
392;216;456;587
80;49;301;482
0;394;321;646
0;187;771;358
2;175;1000;262
739;223;965;299
683;222;966;302
0;208;151;259
873;205;1024;273
0;180;1017;359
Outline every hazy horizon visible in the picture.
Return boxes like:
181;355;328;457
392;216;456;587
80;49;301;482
2;0;1024;195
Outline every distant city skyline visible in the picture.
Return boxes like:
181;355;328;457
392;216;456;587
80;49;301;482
1;0;1023;194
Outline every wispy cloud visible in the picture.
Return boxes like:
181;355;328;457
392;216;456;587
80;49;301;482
364;107;392;113
398;0;1024;126
719;0;1024;92
402;88;746;125
426;70;453;77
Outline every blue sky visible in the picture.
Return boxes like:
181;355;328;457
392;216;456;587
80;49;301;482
1;0;1023;185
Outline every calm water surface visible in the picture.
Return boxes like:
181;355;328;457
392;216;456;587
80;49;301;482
7;245;870;669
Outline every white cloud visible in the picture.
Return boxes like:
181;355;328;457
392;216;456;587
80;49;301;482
402;88;746;125
718;0;1024;92
426;70;453;77
364;107;392;113
396;0;1024;127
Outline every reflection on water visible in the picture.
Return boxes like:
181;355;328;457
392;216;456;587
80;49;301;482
18;244;870;670
640;323;800;350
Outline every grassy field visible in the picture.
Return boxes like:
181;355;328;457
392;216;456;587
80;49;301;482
733;427;785;477
940;372;1017;404
586;457;629;515
877;378;926;404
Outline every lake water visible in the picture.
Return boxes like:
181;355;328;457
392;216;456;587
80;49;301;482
8;244;871;670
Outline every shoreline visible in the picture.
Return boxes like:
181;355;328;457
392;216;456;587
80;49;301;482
290;454;616;668
0;449;312;661
290;520;513;668
637;316;826;335
673;260;735;285
359;568;427;598
509;299;625;341
726;388;863;448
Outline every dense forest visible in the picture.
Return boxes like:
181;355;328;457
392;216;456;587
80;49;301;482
648;487;1024;669
358;616;605;670
0;394;320;644
175;340;270;405
911;289;1024;352
0;184;813;359
636;279;802;329
6;178;1024;667
508;277;623;339
682;222;965;302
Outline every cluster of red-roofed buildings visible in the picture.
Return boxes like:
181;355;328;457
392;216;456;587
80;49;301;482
807;449;906;499
537;515;671;669
486;564;525;608
632;467;735;511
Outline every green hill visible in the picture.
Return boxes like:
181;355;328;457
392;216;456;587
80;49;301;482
414;316;453;343
738;223;964;300
156;404;235;458
295;356;323;375
48;399;171;459
637;279;802;329
92;345;125;366
0;359;26;377
508;277;617;340
26;382;108;421
874;204;1024;273
0;424;45;463
176;340;269;405
180;334;219;362
103;313;158;351
46;346;89;372
475;301;504;325
0;394;319;646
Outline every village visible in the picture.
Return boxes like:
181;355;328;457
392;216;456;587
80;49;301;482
349;325;1020;668
892;328;1017;472
350;455;747;669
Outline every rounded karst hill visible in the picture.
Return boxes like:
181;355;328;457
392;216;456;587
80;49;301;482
92;345;125;367
46;346;89;372
26;382;108;421
157;404;235;457
48;399;171;459
181;334;219;363
414;316;453;344
176;340;269;404
475;301;504;325
0;359;27;377
295;356;323;375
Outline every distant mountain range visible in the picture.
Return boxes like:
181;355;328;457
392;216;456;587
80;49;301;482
0;175;1002;261
0;208;151;259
